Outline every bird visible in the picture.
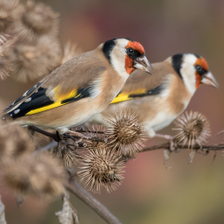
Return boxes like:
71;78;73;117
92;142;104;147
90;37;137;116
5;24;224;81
90;53;219;145
2;37;152;135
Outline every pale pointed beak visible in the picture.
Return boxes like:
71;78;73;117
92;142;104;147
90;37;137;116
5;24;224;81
201;71;219;89
133;55;153;74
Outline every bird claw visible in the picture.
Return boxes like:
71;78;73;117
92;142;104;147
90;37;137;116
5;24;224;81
154;134;176;152
169;139;175;152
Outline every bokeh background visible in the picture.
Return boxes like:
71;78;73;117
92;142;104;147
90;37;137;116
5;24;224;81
0;0;224;223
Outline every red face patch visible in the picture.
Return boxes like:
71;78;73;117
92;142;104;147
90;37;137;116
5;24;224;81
195;73;201;89
194;57;208;89
126;41;145;54
125;56;135;74
195;58;208;71
125;41;146;74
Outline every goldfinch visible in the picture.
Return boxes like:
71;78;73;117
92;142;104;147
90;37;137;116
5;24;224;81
90;53;219;139
2;38;152;134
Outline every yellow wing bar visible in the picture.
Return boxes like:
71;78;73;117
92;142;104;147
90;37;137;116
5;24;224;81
111;88;146;104
26;101;65;115
26;86;79;115
111;93;132;104
53;86;77;101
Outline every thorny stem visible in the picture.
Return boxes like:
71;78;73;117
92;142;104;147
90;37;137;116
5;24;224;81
65;181;122;224
74;129;105;135
141;142;224;153
34;125;224;153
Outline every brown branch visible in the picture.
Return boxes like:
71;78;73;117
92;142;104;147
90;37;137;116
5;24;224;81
73;129;105;135
141;143;224;153
65;181;122;224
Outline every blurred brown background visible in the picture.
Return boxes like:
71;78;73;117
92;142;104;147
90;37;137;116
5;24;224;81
0;0;224;223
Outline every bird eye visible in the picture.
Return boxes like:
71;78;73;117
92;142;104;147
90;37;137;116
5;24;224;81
128;48;134;54
126;48;141;59
196;65;202;72
195;65;207;76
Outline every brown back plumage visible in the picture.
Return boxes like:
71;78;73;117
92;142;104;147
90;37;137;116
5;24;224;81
41;47;109;94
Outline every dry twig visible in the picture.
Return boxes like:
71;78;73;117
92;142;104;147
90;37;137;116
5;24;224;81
65;181;122;224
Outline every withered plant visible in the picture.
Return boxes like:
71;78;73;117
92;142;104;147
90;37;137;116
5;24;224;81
0;1;223;224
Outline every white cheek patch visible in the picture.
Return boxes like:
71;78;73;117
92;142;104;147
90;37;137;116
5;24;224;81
181;54;197;95
110;39;130;79
111;49;126;72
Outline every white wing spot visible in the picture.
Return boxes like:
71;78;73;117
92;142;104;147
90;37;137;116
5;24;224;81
25;97;31;103
14;109;20;114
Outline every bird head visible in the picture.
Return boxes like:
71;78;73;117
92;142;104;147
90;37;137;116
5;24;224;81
172;53;219;95
193;56;219;89
102;38;152;76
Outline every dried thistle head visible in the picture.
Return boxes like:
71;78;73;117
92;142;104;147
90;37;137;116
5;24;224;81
106;110;148;156
5;35;62;82
0;124;11;159
0;123;34;160
0;33;14;56
0;152;66;198
0;33;15;80
77;142;125;193
90;125;107;134
0;58;9;80
61;42;83;64
51;139;78;169
173;111;211;148
14;0;59;43
83;125;107;142
0;0;20;32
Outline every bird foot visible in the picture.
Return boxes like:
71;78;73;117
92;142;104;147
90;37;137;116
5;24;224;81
154;134;175;152
28;125;61;142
